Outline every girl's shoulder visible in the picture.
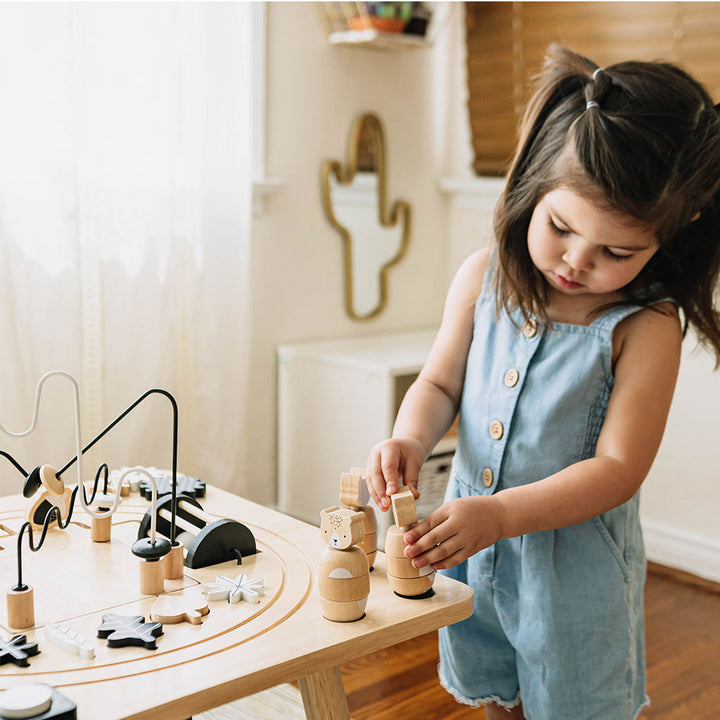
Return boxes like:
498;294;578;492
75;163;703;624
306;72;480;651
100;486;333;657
438;246;495;341
450;246;494;303
611;301;682;370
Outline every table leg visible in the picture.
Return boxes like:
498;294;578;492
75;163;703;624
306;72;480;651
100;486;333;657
298;665;351;720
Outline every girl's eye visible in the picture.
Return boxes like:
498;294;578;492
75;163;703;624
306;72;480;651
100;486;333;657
603;247;634;262
548;219;569;236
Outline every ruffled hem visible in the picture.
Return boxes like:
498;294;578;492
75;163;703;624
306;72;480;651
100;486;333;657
633;695;651;719
440;676;649;719
439;675;522;710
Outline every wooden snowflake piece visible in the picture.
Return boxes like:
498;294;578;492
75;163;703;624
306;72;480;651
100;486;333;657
97;614;163;650
203;574;264;604
46;622;95;659
0;634;40;667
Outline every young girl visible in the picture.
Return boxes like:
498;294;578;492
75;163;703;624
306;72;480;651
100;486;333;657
366;45;720;720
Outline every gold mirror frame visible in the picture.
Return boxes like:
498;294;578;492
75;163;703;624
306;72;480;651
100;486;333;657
321;113;411;321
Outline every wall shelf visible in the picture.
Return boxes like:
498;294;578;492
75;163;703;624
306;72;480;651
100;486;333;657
318;2;438;51
328;28;430;50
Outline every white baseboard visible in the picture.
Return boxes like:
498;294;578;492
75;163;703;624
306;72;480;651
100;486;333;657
642;519;720;583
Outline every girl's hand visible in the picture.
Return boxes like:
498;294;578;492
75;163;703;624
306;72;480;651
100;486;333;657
403;496;505;570
366;437;424;511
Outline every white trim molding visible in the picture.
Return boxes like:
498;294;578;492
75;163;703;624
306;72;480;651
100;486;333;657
251;3;283;215
438;175;506;211
642;519;720;583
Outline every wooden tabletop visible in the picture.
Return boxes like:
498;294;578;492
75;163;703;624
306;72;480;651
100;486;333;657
0;485;473;719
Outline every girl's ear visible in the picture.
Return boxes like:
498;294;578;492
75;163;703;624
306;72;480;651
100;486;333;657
691;211;701;222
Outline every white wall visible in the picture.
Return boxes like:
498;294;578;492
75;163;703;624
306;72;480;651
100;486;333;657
249;3;468;506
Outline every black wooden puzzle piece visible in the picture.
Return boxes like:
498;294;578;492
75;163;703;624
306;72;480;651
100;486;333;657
29;686;77;720
139;473;206;500
97;614;163;650
0;633;40;667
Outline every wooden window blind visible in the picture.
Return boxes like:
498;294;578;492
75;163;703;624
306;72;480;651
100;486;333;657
466;2;720;176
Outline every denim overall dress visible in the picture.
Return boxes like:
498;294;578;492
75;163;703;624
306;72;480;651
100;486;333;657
438;275;655;720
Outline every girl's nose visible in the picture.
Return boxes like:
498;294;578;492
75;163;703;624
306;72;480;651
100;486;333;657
562;241;594;272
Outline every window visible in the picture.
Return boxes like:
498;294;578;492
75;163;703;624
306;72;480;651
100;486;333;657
466;2;720;175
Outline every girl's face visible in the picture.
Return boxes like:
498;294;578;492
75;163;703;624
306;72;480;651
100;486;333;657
527;187;659;303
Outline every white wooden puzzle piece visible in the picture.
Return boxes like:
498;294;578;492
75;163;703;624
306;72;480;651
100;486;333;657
203;574;264;604
45;622;95;659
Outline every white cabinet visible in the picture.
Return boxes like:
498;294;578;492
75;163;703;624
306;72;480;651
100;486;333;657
277;330;454;535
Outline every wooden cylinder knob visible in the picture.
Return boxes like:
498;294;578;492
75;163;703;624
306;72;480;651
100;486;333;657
385;524;409;558
385;524;435;598
318;546;369;622
319;572;370;602
386;553;435;580
139;559;165;596
320;597;368;623
358;532;377;570
162;542;185;580
387;571;436;598
7;586;35;629
91;514;112;543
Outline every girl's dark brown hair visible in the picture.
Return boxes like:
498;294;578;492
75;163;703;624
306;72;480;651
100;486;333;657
494;44;720;361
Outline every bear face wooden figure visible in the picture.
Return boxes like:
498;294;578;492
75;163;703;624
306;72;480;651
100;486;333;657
320;506;364;550
318;506;369;622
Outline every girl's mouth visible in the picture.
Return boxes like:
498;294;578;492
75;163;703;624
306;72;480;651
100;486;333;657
553;273;583;290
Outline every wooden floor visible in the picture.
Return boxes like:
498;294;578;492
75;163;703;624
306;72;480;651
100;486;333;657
340;569;720;719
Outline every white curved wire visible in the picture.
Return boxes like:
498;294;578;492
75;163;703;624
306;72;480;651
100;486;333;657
119;467;158;543
79;467;125;520
0;370;83;494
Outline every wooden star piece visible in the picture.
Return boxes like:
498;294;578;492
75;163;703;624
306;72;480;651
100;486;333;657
203;574;264;604
97;614;163;650
0;634;40;667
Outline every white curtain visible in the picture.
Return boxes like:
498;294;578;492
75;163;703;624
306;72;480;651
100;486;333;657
0;3;253;496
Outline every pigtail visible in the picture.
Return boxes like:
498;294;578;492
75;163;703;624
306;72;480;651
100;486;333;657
631;91;720;363
494;44;720;361
494;45;595;324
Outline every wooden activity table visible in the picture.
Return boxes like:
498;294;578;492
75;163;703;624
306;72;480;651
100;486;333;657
0;484;473;719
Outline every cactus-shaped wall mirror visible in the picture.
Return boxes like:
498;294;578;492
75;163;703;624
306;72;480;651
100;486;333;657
321;113;411;321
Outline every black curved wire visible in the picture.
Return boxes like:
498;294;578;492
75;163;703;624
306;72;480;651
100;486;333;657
7;387;180;593
15;500;65;590
81;463;109;507
56;389;179;544
0;451;27;477
13;470;107;590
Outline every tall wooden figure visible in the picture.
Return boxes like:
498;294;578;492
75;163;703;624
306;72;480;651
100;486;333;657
318;506;370;622
340;467;377;570
386;486;435;598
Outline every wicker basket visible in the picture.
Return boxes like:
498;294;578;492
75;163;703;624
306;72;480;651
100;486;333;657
318;2;437;49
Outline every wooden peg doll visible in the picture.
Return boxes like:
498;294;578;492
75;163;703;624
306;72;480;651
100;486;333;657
385;486;435;598
318;506;370;622
340;467;377;570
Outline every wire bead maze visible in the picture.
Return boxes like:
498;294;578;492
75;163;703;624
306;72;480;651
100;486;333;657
0;371;182;627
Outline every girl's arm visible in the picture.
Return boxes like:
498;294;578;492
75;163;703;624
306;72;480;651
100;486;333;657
365;247;490;511
404;302;682;569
